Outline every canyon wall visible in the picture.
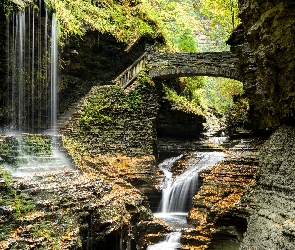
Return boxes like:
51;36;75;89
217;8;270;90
232;1;295;249
229;0;295;130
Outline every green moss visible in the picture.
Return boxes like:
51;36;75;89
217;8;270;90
78;78;155;132
0;169;35;218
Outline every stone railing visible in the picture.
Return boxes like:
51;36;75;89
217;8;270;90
114;51;243;88
113;52;147;87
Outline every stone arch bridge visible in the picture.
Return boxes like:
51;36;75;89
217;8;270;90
114;51;243;87
147;51;242;81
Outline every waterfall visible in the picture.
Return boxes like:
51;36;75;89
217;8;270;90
1;4;72;177
6;4;58;133
159;152;226;213
146;232;182;250
50;13;58;134
147;151;226;249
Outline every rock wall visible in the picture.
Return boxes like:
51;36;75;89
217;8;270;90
59;33;149;114
0;169;169;250
62;82;164;210
184;139;261;250
0;8;6;127
227;1;295;249
157;98;205;139
229;1;295;129
63;83;159;158
240;125;295;249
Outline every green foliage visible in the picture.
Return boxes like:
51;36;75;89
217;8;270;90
0;169;35;220
0;168;14;193
0;135;52;167
162;80;205;116
1;0;14;15
204;77;244;114
79;79;154;131
45;0;164;44
195;0;241;50
149;0;201;51
225;97;249;129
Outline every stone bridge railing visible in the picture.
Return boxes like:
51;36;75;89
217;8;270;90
113;52;147;87
146;51;243;81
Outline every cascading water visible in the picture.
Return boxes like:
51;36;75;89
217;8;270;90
147;151;226;249
50;13;58;135
6;3;58;133
2;3;73;177
159;152;227;213
147;232;182;250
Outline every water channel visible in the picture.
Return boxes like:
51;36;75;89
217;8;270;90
147;151;226;249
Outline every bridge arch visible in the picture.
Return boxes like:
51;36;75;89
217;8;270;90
146;52;243;82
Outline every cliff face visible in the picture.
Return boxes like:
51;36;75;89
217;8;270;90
230;1;295;129
240;125;295;249
231;1;295;248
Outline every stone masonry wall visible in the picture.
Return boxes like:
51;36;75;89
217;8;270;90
63;83;160;158
147;52;242;81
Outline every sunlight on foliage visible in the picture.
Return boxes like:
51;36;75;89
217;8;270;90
194;0;241;50
162;81;205;116
149;0;202;51
204;77;244;114
44;0;164;44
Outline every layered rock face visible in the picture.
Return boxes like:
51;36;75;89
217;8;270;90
230;1;295;248
184;139;261;250
0;133;169;249
240;125;295;249
59;33;149;115
231;1;295;129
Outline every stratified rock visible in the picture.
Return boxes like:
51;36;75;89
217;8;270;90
240;125;295;249
0;168;168;250
184;139;260;250
228;1;295;130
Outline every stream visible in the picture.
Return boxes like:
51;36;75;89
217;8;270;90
147;151;226;249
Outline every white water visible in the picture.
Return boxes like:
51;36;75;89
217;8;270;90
2;6;72;177
159;152;226;213
50;13;58;135
1;135;73;178
6;4;58;133
147;151;226;249
146;232;182;250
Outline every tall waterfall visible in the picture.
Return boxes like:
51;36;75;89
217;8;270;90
6;3;58;133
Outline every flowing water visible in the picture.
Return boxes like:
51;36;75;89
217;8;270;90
159;152;227;213
6;3;58;133
147;151;226;249
2;4;72;177
147;232;182;250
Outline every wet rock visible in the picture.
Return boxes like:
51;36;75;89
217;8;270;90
184;138;262;249
0;167;160;249
228;1;295;130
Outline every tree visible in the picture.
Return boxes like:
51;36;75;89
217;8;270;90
194;0;240;50
149;0;202;52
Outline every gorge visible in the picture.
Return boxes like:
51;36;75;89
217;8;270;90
1;0;295;250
